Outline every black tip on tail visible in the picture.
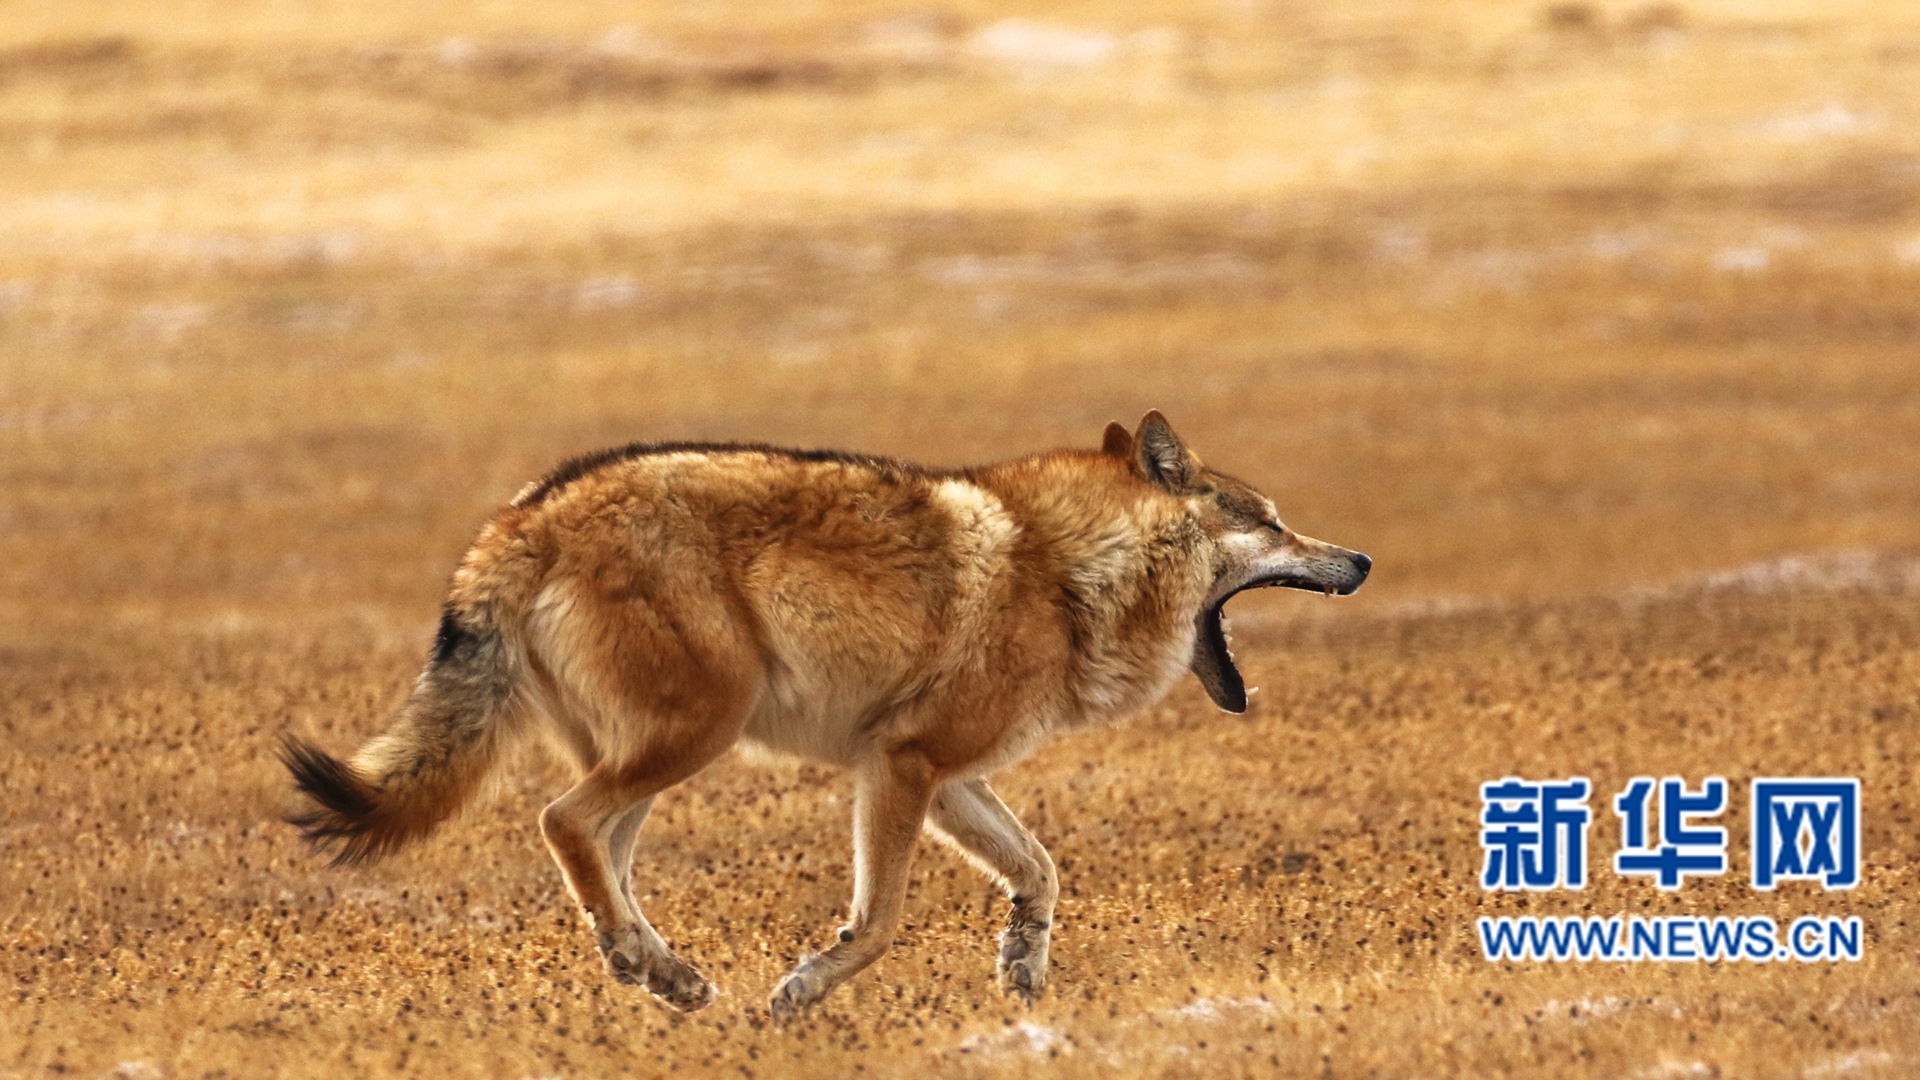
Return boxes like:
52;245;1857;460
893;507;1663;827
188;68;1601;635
278;735;384;868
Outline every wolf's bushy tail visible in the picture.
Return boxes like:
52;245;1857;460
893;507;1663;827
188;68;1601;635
280;602;521;866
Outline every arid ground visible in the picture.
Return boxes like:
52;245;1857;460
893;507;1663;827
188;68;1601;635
4;1;1919;1076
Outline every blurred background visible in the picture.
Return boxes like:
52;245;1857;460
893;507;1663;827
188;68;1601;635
4;0;1918;631
4;2;1920;1076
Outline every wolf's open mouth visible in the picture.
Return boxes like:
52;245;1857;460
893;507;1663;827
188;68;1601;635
1190;575;1346;713
1250;576;1335;595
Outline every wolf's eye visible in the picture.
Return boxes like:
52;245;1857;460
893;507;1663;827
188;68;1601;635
1263;521;1287;537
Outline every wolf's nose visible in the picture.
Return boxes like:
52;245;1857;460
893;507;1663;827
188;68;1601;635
1351;552;1372;577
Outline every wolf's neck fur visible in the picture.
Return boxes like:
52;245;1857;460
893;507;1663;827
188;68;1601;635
975;452;1211;721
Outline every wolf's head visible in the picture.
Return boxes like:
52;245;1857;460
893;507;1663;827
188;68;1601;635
1105;411;1371;714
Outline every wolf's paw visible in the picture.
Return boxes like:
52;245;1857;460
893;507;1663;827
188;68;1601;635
997;917;1051;1001
600;932;715;1012
768;960;825;1024
640;956;717;1012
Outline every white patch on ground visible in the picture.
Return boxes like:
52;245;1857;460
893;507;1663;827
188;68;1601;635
1127;26;1194;60
0;404;124;433
1762;105;1876;141
592;26;669;60
1588;230;1651;261
1713;246;1770;272
1614;550;1920;608
1453;247;1546;294
467;906;506;930
1537;995;1633;1022
0;280;31;314
199;610;271;636
1169;996;1277;1022
957;1021;1068;1057
950;995;1276;1061
119;231;364;268
858;12;961;64
111;1064;164;1080
145;821;214;851
436;37;477;66
1687;551;1920;595
1894;234;1920;265
0;824;46;852
965;20;1117;73
1385;594;1503;619
134;302;213;342
1371;226;1428;265
1632;1062;1714;1079
570;275;643;310
1107;997;1277;1063
919;252;1255;288
282;299;365;336
1804;1051;1897;1077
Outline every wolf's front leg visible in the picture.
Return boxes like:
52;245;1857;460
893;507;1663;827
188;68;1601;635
926;778;1058;1000
769;751;935;1021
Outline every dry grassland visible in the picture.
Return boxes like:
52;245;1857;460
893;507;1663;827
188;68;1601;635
4;0;1920;1076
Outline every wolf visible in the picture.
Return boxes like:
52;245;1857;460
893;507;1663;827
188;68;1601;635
280;411;1370;1019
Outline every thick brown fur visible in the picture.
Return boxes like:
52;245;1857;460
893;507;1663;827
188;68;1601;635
280;411;1369;1017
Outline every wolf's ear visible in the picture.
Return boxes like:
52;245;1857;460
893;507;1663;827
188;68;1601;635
1101;421;1132;459
1134;410;1200;492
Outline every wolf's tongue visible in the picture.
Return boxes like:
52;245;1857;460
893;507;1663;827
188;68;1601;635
1191;600;1247;713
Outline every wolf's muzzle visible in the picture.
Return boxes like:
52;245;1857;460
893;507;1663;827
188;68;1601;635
1344;551;1372;593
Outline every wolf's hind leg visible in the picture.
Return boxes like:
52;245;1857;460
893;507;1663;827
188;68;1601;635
605;794;716;1009
769;750;935;1021
927;778;1059;1000
541;771;716;1011
607;796;651;915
